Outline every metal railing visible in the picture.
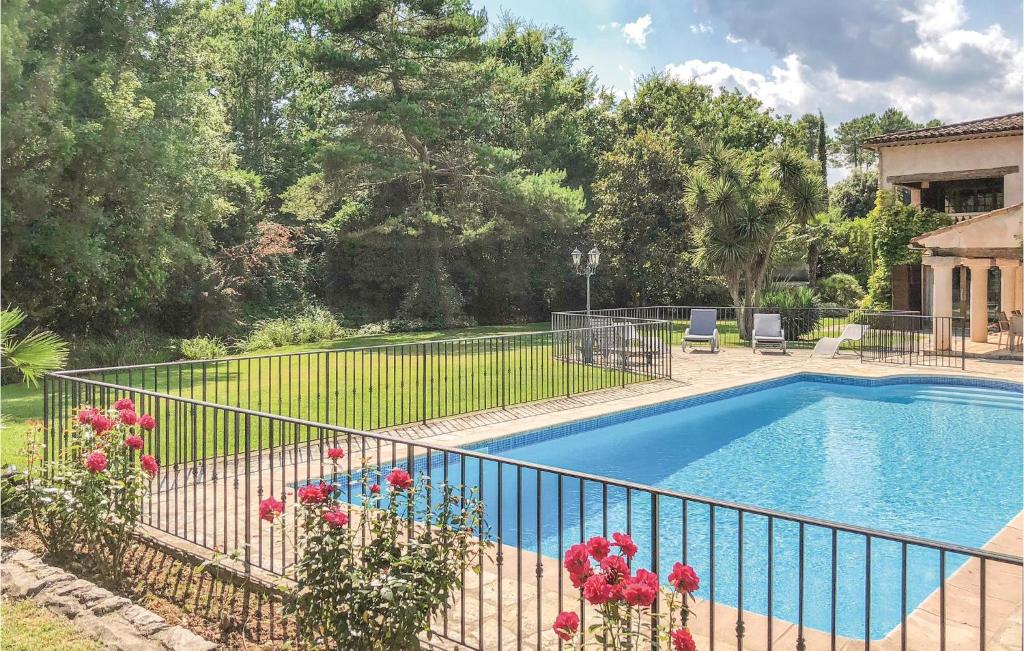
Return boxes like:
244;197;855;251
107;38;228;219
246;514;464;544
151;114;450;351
554;306;967;368
51;322;671;451
858;313;966;369
42;370;1022;649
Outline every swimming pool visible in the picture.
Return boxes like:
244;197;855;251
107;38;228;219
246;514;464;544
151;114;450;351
461;373;1023;639
328;373;1022;640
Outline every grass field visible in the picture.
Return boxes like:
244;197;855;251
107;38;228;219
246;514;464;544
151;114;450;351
6;322;661;466
0;598;100;651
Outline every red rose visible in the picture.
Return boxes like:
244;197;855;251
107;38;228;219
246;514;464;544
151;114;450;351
569;567;592;589
369;484;381;494
582;574;613;605
140;454;159;477
77;408;98;425
297;484;327;504
564;543;591;576
622;569;658;607
386;468;413;490
322;508;349;529
668;562;699;594
318;482;336;498
599;554;630;584
671;628;696;651
91;414;114;434
326;447;344;461
124;435;144;451
552;611;579;641
85;450;107;473
612;532;638;559
259;496;284;522
139;414;156;431
113;398;135;411
119;409;138;426
587;535;611;561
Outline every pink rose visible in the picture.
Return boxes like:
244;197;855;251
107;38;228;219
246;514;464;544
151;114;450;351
297;484;327;504
326;447;344;461
599;554;630;584
668;562;699;594
370;484;381;494
139;414;156;431
119;409;138;426
113;398;135;411
140;454;159;477
124;435;144;451
322;508;349;529
612;532;638;560
564;543;591;575
582;574;613;605
587;536;611;561
671;628;696;651
622;569;658;607
85;450;108;473
259;496;284;522
552;611;579;641
386;468;413;490
91;414;114;434
77;408;98;425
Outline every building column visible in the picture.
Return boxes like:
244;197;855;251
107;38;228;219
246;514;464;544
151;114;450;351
996;260;1021;315
925;255;956;350
964;259;992;343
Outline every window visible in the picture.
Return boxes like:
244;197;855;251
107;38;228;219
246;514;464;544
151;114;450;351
938;177;1004;214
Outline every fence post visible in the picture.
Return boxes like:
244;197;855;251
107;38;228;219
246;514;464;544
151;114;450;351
421;343;427;424
564;331;571;398
244;413;251;574
42;374;50;465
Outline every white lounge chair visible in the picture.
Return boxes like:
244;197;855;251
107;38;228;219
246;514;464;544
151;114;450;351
682;308;719;352
752;313;786;353
811;323;870;358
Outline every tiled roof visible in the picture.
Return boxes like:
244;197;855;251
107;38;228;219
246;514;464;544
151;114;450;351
863;112;1022;146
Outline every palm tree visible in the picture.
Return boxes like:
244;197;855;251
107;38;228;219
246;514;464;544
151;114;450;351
684;143;825;337
1;307;69;386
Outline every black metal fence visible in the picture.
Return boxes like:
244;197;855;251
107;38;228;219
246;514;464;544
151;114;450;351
42;371;1022;650
858;313;966;369
51;322;670;449
555;306;966;368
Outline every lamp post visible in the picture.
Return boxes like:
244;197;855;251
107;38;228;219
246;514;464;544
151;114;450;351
571;246;600;317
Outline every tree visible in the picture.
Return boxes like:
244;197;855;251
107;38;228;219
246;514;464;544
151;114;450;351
684;144;826;334
830;169;879;219
816;110;828;181
828;108;938;170
1;307;68;385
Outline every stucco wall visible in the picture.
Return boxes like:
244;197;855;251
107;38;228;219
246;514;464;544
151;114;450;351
877;134;1023;206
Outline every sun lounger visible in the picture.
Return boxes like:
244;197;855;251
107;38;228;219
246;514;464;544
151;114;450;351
682;308;719;352
752;313;786;353
811;323;869;358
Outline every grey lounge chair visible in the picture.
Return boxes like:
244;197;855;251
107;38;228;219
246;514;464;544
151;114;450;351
682;309;719;352
811;323;869;358
752;313;786;353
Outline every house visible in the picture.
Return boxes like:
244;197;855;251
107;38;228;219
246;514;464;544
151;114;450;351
863;113;1023;350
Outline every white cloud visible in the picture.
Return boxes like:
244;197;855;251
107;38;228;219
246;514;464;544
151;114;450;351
597;21;621;32
622;14;653;48
689;22;713;34
725;33;744;44
665;54;808;114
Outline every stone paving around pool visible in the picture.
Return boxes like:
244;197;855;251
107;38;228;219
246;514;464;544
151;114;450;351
141;347;1022;649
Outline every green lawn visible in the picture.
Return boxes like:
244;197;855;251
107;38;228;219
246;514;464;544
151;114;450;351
5;322;651;466
0;598;101;651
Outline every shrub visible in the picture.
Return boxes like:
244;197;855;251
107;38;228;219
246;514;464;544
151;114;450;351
264;462;488;649
355;318;430;336
66;330;177;369
22;400;159;582
179;336;228;360
292;306;343;343
236;307;344;352
554;532;700;649
816;273;865;307
759;286;822;339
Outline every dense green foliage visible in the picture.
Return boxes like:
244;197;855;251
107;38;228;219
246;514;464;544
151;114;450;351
829;109;940;170
816;273;866;306
759;286;822;339
864;191;953;308
830;170;879;219
3;0;912;350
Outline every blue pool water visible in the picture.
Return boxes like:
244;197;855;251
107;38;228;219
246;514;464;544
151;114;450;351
334;374;1023;640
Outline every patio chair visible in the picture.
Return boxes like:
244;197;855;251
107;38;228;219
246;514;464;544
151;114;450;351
682;308;719;352
996;311;1012;349
751;313;786;353
811;323;869;358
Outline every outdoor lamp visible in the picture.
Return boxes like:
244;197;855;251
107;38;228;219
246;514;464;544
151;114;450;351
571;247;583;270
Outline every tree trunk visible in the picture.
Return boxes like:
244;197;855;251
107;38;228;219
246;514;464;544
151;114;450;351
807;241;820;286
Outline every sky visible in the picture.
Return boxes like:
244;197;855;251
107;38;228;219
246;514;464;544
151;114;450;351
478;0;1024;131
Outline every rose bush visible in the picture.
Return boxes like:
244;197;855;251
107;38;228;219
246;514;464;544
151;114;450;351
263;455;489;650
553;532;699;649
23;399;159;582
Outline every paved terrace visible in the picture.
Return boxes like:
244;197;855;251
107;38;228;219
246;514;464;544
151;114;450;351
142;347;1023;650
